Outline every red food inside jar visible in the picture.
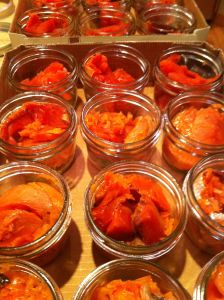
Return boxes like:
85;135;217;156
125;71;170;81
34;0;74;7
85;53;135;83
197;168;224;226
84;21;130;36
160;54;219;86
0;102;70;147
91;172;174;245
91;275;177;300
0;264;54;299
0;182;63;247
207;262;224;300
25;12;69;35
85;111;153;143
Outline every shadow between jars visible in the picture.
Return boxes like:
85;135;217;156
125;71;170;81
44;219;82;287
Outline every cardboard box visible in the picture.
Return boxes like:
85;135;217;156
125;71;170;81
8;0;210;48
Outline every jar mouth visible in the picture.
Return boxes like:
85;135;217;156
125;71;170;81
139;4;196;34
0;161;71;256
81;44;150;89
82;0;131;10
81;91;161;150
8;47;79;92
154;45;223;90
17;8;74;37
165;91;224;151
183;154;224;235
0;259;62;299
0;91;78;154
85;160;187;259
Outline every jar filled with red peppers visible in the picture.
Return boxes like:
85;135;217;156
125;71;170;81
0;91;78;173
153;45;224;111
162;91;224;172
8;47;78;106
81;90;162;169
31;0;82;18
137;5;196;35
84;161;187;260
194;251;224;300
80;44;150;99
17;8;75;37
0;162;71;266
76;7;136;36
73;259;189;300
183;154;224;255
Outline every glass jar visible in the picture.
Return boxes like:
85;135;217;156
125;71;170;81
0;259;63;299
0;161;71;265
0;91;78;173
162;91;224;172
133;0;182;15
153;45;223;111
81;0;132;12
73;259;188;300
80;44;150;99
76;7;136;36
193;251;224;300
81;90;162;169
183;154;224;255
84;161;187;260
137;4;196;35
31;0;82;17
17;8;75;37
8;47;79;106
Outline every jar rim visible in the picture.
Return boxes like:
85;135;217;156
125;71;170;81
85;160;187;259
81;43;150;89
8;46;79;92
81;90;162;149
0;91;78;155
165;91;224;151
16;8;75;37
0;161;71;257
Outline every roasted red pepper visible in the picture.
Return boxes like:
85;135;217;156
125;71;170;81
91;172;174;245
207;262;224;300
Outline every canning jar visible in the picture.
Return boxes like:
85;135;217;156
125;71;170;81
162;91;224;172
0;259;63;299
183;154;224;255
81;0;132;12
153;45;223;111
193;251;224;300
81;90;162;169
0;91;78;173
31;0;82;17
133;0;182;14
76;7;136;36
8;47;79;106
85;161;187;260
17;8;75;37
73;259;188;300
0;161;71;265
137;4;196;35
80;44;150;99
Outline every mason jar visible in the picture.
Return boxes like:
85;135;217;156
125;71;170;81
0;259;63;299
193;251;224;300
162;91;224;172
0;92;78;173
133;0;182;15
81;90;162;169
0;162;71;265
17;8;75;37
8;47;79;106
183;154;224;255
73;259;189;300
80;44;150;99
84;161;187;260
31;0;82;17
137;4;196;35
153;44;223;111
76;7;136;36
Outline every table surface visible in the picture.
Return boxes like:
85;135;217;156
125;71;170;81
0;3;214;299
